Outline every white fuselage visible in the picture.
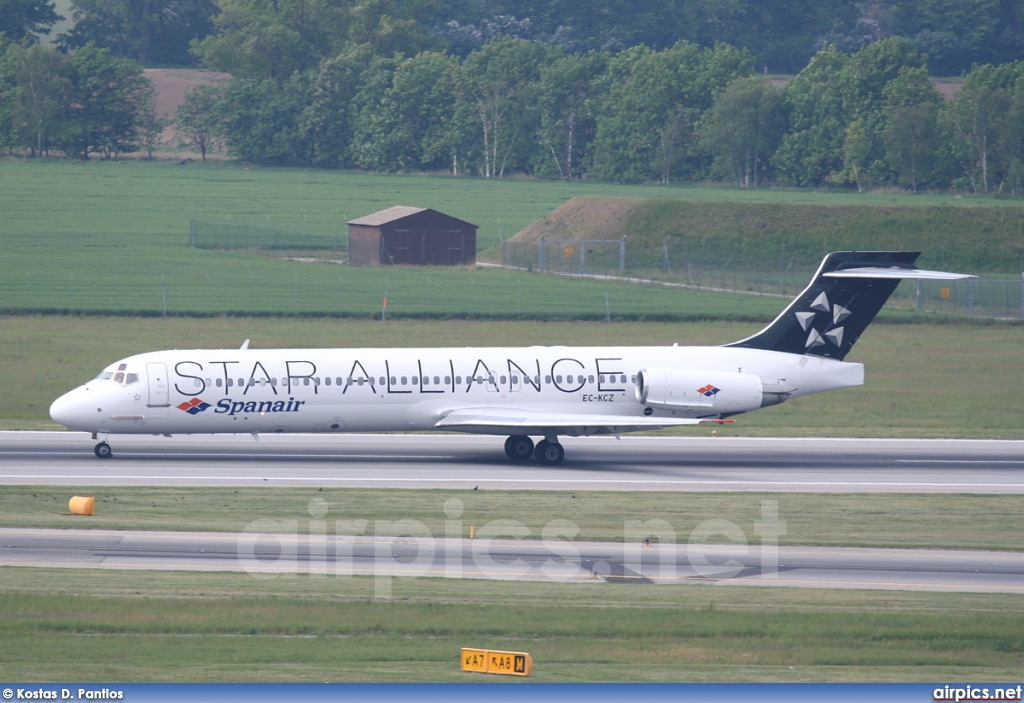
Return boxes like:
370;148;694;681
49;345;864;437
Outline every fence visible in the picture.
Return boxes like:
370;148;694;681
500;237;1024;319
189;216;348;254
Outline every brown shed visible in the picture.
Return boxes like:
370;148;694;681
347;206;477;266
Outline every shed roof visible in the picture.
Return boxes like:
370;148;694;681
347;206;475;228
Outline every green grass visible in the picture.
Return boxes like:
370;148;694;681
2;159;1024;316
622;199;1024;274
5;316;1022;436
2;487;1022;551
1;569;1022;682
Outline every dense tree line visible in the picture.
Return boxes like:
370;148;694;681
0;39;157;158
5;0;1024;193
171;36;1024;194
4;0;1024;76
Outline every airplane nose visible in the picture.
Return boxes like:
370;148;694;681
50;390;83;429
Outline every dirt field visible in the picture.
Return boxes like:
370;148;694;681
144;68;230;142
512;197;642;243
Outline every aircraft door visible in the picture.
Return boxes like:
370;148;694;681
146;362;170;407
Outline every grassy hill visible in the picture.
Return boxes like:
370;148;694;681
511;197;1024;275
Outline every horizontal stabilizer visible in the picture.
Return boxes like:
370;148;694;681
824;267;974;280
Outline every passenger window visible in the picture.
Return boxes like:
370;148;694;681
588;375;594;383
444;376;451;384
434;376;440;385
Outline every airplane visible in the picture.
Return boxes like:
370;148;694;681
49;251;971;464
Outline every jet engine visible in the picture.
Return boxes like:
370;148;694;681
635;369;765;415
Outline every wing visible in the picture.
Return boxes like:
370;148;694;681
435;407;721;437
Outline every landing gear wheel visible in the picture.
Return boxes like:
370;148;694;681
534;439;564;466
94;442;112;459
504;435;535;462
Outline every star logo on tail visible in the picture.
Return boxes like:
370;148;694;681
797;292;850;351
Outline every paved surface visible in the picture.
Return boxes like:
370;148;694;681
1;431;1022;493
1;527;1021;593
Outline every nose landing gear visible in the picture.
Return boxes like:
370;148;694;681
94;441;112;459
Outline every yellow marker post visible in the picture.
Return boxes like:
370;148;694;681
460;648;532;677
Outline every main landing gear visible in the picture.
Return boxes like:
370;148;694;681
503;435;565;465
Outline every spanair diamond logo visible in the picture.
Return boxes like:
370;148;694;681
177;397;211;415
697;385;721;397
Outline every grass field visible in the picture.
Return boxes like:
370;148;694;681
1;568;1022;682
3;160;1023;684
3;158;1024;317
2;487;1021;551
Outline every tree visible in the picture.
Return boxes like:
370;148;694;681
8;42;72;156
591;41;753;184
350;51;462;172
57;0;218;66
299;48;372;167
175;83;222;159
59;43;155;159
881;66;942;191
457;37;556;178
941;63;1021;193
700;77;787;187
137;98;169;159
192;0;346;81
838;118;871;191
219;73;311;162
533;50;607;180
193;0;441;81
773;38;924;187
0;0;62;43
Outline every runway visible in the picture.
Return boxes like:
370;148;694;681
1;431;1023;493
1;526;1021;593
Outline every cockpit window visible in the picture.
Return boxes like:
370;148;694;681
96;367;139;386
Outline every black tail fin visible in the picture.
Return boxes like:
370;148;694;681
727;251;925;360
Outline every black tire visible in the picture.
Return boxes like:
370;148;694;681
504;435;534;462
534;439;564;466
94;442;112;459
